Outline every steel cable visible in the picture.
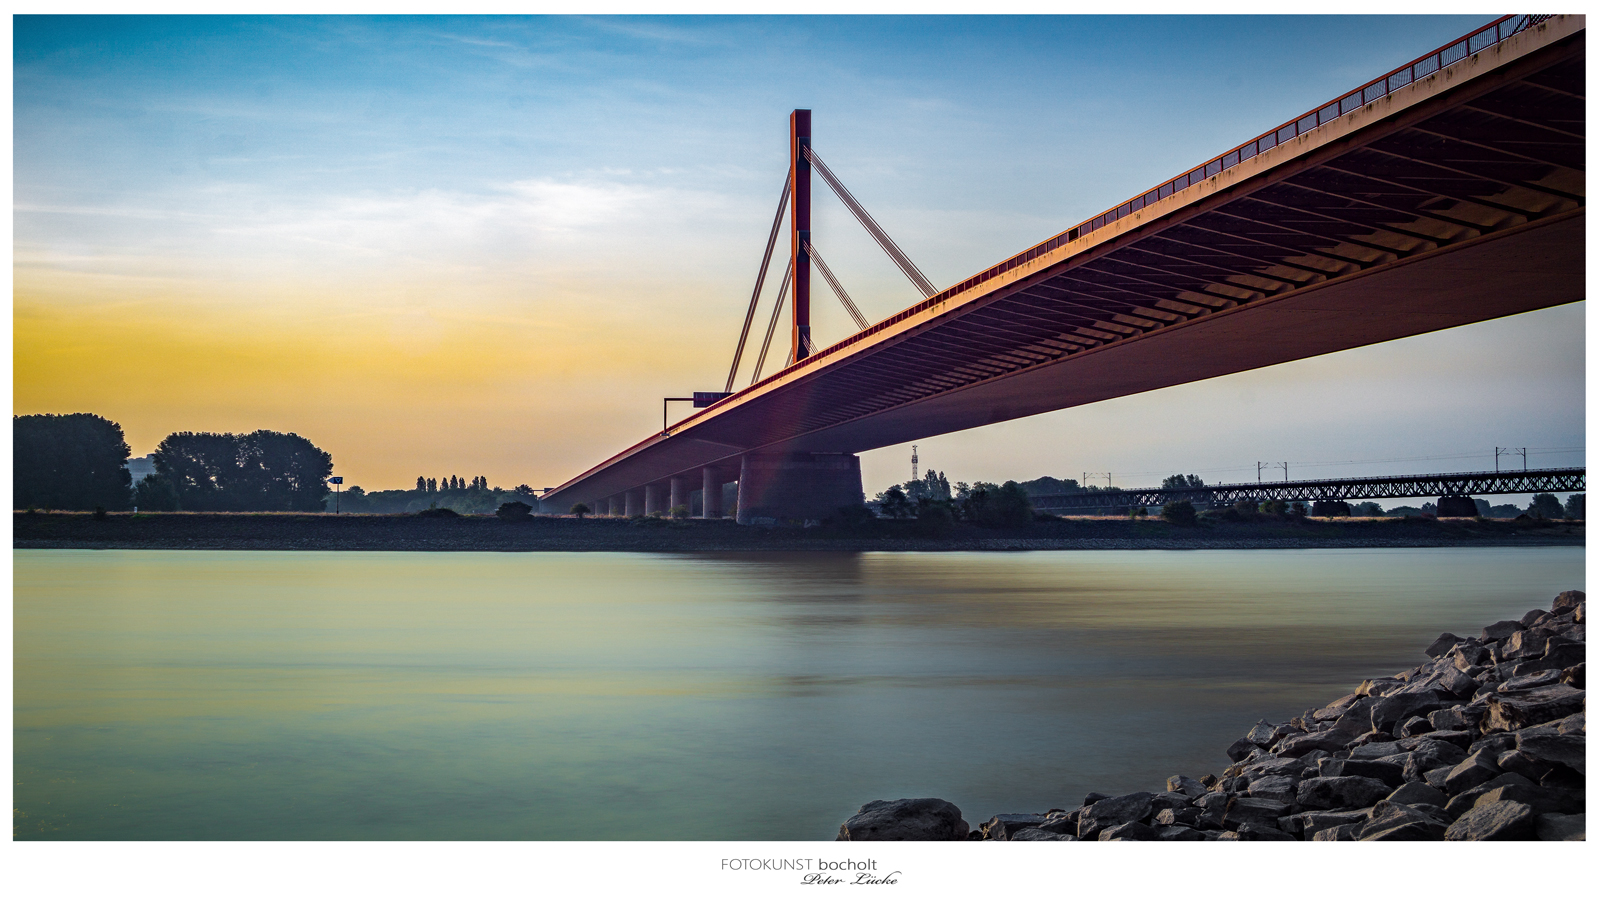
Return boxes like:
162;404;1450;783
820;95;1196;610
751;259;793;385
726;176;792;392
803;240;870;330
803;145;937;298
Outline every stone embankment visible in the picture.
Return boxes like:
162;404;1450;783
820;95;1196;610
838;591;1585;842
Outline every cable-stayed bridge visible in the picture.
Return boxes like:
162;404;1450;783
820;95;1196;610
544;15;1584;523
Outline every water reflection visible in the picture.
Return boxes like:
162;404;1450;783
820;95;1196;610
13;547;1581;840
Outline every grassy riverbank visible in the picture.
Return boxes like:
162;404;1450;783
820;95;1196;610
12;511;1584;552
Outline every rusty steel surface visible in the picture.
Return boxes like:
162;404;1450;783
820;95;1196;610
545;16;1585;508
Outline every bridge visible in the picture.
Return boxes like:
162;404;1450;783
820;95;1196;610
544;15;1585;523
1029;467;1586;514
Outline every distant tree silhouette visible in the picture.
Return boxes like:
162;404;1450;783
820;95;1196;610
427;477;437;493
515;485;536;497
875;485;912;519
14;413;133;510
1528;492;1564;519
416;476;426;491
154;430;332;511
1564;493;1584;520
1161;474;1205;490
133;473;180;511
1161;500;1197;524
570;502;590;518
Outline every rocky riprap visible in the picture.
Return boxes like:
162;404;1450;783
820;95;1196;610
838;591;1585;842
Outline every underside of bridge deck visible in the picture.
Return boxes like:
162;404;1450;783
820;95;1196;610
544;18;1585;519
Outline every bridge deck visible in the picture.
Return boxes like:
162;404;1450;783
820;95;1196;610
547;16;1585;509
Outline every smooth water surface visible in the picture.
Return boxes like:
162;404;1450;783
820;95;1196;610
13;547;1583;840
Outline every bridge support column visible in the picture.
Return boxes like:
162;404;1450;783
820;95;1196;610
736;452;862;525
607;496;621;517
701;467;723;519
669;476;690;515
645;483;666;516
625;490;642;517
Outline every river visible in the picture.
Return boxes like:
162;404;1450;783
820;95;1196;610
12;547;1582;840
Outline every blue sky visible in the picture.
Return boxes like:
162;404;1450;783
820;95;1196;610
13;14;1584;497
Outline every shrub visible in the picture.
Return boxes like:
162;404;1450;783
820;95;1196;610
913;500;955;536
569;502;590;519
496;501;533;521
1259;499;1288;516
669;504;689;519
1161;500;1196;525
416;507;460;518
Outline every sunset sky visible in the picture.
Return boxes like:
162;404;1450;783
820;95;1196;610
13;14;1585;496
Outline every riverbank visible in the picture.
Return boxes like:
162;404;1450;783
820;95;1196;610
10;511;1585;551
838;590;1586;841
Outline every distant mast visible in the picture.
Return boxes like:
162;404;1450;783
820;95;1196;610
911;445;918;483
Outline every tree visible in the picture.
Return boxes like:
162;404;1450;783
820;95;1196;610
1563;493;1584;520
570;502;590;518
515;485;536;497
1161;474;1205;490
14;413;133;510
1350;501;1384;517
1161;500;1196;524
875;486;913;519
669;504;690;519
961;481;1033;528
132;473;180;511
153;430;332;511
416;476;426;491
1259;499;1288;516
1528;493;1564;519
496;500;533;521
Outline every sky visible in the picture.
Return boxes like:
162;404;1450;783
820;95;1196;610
12;14;1585;499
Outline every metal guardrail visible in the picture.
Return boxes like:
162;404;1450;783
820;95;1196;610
677;14;1556;433
1030;466;1585;511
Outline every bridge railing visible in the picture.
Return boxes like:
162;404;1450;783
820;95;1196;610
668;14;1554;438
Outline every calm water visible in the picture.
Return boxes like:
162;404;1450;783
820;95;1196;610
13;547;1583;840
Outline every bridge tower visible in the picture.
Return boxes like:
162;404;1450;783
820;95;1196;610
790;109;812;363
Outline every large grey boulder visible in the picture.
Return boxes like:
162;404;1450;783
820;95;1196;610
1551;590;1584;615
1076;792;1152;839
1483;684;1586;733
1385;782;1448;808
837;798;969;841
1097;822;1159;841
1222;796;1290;831
1481;620;1525;642
1425;633;1464;657
1371;690;1452;732
1517;725;1586;775
1443;773;1539;818
1444;800;1536;840
1534;813;1584;841
1538;636;1585;671
1167;775;1205;798
1297;776;1391;811
1245;775;1300;804
1429;705;1486;732
1471;783;1570;817
1442;748;1503;795
1008;827;1076;841
1318;757;1405;786
1291;808;1372;839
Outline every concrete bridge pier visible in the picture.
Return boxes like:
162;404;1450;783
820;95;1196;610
625;490;642;517
701;467;723;519
607;496;621;517
645;483;666;516
736;452;863;525
669;476;690;515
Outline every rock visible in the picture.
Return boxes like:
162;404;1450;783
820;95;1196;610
1520;609;1551;628
1154;807;1203;828
1081;791;1110;806
1385;782;1448;808
1149;791;1193;813
1241;756;1306;778
1425;633;1463;657
1154;825;1205;841
1291;808;1372;839
1297;776;1391;811
1516;726;1586;775
1436;668;1479;697
1228;823;1295;841
1562;662;1584;689
1318;758;1405;786
1221;796;1290;831
1556;711;1584;734
1224;736;1257;762
1035;812;1077;835
1193;791;1231;813
1311;823;1362;841
1244;720;1278;746
1551;590;1584;615
1371;690;1452;732
1359;800;1450;841
1482;684;1586;733
837;798;969;841
1167;775;1205;798
1481;620;1525;642
1496;630;1549;662
1495;749;1554;782
1358;677;1404;697
980;813;1048;841
1009;828;1076;841
1468;732;1519;758
1535;813;1585;841
1349;740;1404;760
1429;705;1485;732
1097;822;1159;841
1472;784;1570;816
1399;716;1434;737
1498;669;1565;691
1443;773;1539;818
1076;793;1152;839
1442;748;1503;795
1444;800;1536;840
1423;767;1453;789
1452;643;1492;670
1245;775;1299;804
1539;636;1585;672
1412;729;1473;750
